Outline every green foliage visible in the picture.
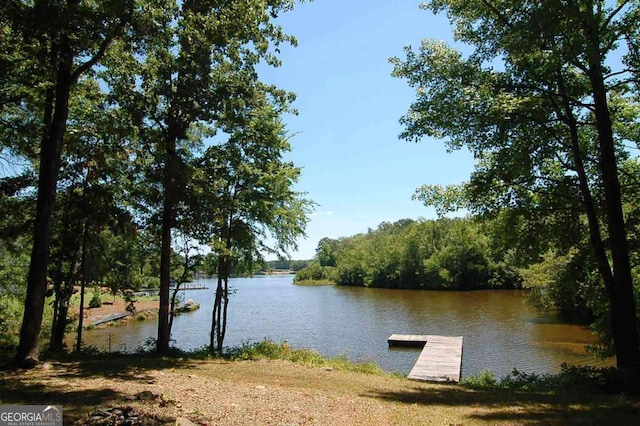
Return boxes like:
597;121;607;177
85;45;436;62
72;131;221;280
0;296;23;349
0;237;29;302
392;0;640;367
227;340;383;375
89;291;102;309
293;261;336;284
413;184;469;218
1;0;312;357
260;259;312;272
300;217;520;290
463;364;640;394
520;248;595;321
423;220;495;289
99;231;146;296
316;238;340;267
461;370;497;388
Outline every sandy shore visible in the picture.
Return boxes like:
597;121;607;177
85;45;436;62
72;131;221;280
81;295;160;326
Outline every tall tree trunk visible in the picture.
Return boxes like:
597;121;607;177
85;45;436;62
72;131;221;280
168;282;182;337
213;231;233;355
157;189;172;353
50;247;80;352
50;276;73;353
168;250;190;337
220;274;229;354
157;144;177;353
556;69;616;292
14;30;73;367
210;274;224;354
49;255;65;351
76;219;89;353
581;7;640;369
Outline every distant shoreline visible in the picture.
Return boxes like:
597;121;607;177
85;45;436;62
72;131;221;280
252;270;296;276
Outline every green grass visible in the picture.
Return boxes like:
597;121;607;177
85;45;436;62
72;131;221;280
292;279;336;286
69;291;159;308
226;339;384;375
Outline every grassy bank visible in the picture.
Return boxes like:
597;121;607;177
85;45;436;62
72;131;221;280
292;279;336;286
1;342;639;425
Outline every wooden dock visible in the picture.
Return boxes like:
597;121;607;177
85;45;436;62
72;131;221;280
388;334;463;382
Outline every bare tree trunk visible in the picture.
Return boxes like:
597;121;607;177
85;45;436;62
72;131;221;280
49;255;65;351
50;270;76;352
169;247;191;337
581;7;640;369
221;274;229;352
157;195;172;353
168;281;182;337
157;143;177;354
76;219;89;353
210;274;224;354
15;25;73;367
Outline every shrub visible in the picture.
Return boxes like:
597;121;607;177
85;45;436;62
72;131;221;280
462;365;640;394
461;370;497;388
226;339;383;375
0;296;23;349
89;291;102;308
293;262;337;284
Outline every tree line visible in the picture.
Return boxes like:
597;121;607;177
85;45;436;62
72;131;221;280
296;218;519;290
395;1;640;372
299;0;640;373
1;0;312;366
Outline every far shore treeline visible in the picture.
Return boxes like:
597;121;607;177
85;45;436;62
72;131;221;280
296;217;520;292
295;211;638;361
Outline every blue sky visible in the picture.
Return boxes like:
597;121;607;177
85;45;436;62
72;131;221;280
260;0;475;260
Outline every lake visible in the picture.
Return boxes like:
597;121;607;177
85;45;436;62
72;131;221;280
79;275;609;379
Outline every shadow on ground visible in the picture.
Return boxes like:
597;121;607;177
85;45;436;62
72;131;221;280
364;383;640;425
0;378;124;423
0;355;197;424
48;353;199;381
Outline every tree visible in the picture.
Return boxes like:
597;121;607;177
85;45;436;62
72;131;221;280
105;0;300;354
316;238;339;267
45;75;138;353
198;87;312;354
392;0;640;369
2;0;134;366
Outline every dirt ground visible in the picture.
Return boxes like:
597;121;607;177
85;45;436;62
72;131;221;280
83;296;159;326
2;356;640;426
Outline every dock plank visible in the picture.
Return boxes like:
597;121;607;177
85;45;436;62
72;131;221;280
388;334;463;382
388;334;430;347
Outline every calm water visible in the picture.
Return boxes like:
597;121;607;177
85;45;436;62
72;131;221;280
78;275;608;378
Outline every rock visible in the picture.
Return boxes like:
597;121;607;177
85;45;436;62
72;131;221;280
255;385;266;391
74;406;166;425
136;390;159;401
20;356;38;369
96;409;112;417
175;417;197;426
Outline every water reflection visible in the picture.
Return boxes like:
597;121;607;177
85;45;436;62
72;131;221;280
77;275;610;378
